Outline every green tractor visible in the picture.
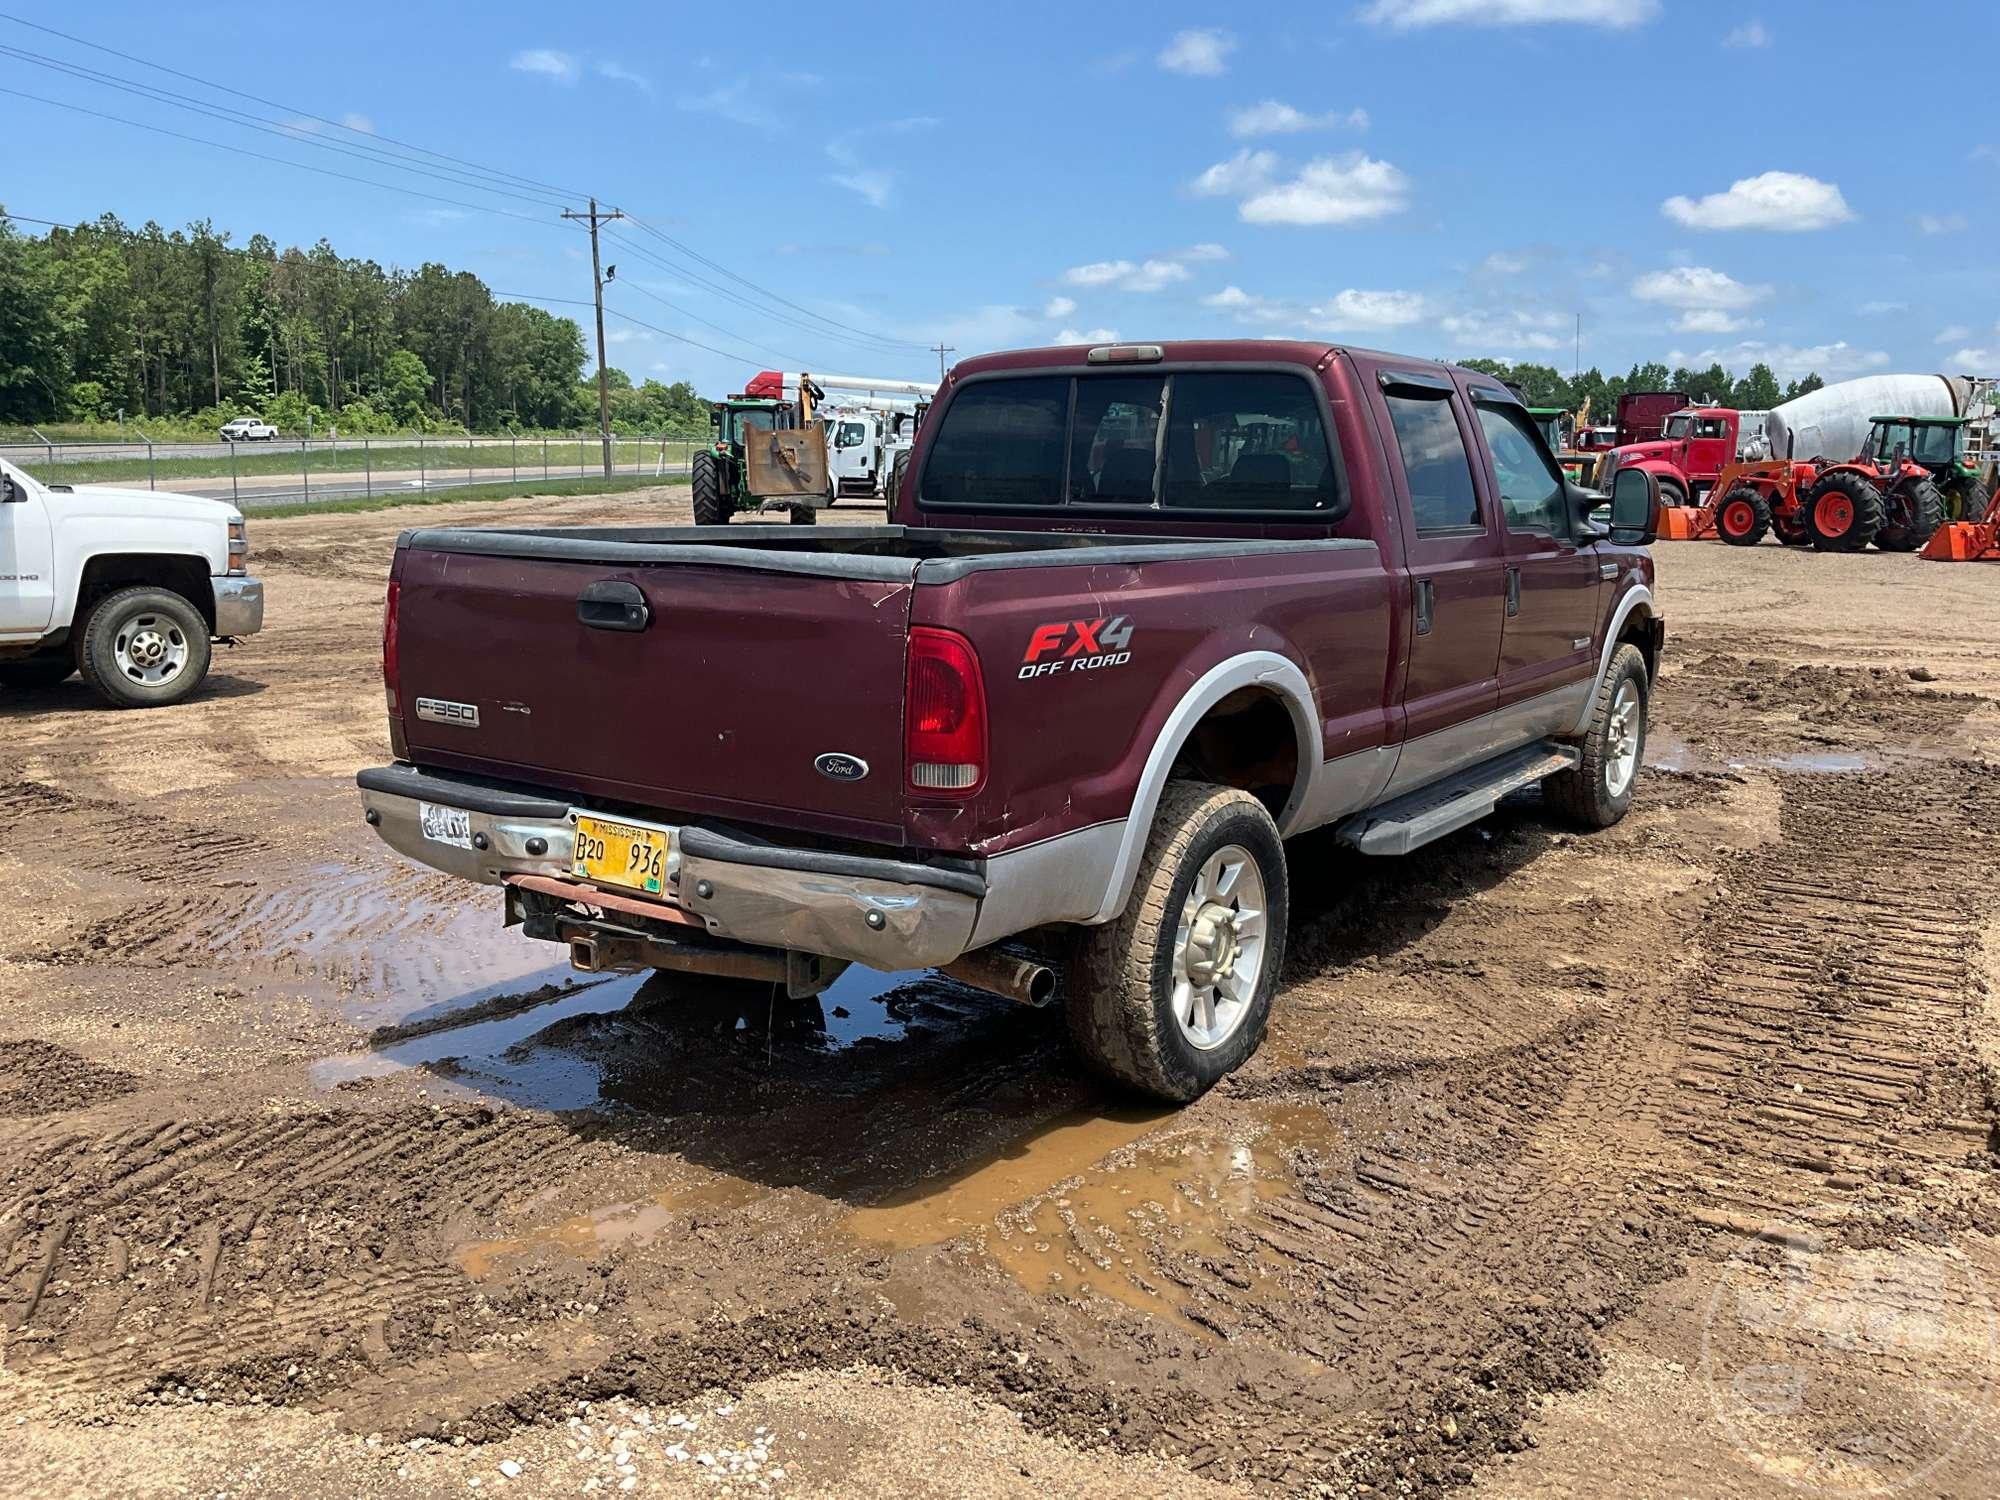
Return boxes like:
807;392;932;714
689;380;830;526
1864;415;1990;523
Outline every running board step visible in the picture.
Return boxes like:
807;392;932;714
1338;740;1580;856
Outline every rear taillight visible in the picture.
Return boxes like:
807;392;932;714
906;627;986;795
382;580;401;714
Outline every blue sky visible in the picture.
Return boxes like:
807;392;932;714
5;0;1998;396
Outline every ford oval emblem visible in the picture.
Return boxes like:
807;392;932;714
815;752;870;782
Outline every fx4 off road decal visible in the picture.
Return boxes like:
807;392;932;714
1019;615;1135;679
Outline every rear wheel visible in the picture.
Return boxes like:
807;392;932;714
1875;479;1946;552
1656;476;1687;511
890;449;912;506
1806;470;1884;552
1716;485;1770;546
690;450;729;526
77;586;212;709
1069;783;1287;1103
1948;476;1990;524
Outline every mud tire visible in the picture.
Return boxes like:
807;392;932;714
1068;782;1288;1104
1948;476;1990;525
1806;470;1884;552
77;586;211;709
1655;476;1687;511
1875;479;1946;552
690;450;730;526
890;448;911;506
1545;643;1648;830
1716;485;1770;546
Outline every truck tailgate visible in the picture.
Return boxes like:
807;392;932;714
393;546;914;841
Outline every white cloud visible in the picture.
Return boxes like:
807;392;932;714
510;49;578;84
1674;309;1749;334
1062;257;1191;293
1722;19;1770;47
1684;339;1889;382
1631;265;1770;311
828;168;895;208
1936;324;1972;344
1946;348;1994;370
341;112;375;133
595;60;652;91
1857;299;1907;316
1227;100;1368;137
1661;171;1852;231
1315;288;1430;330
1174;242;1231;262
679;78;780;131
1916;213;1968;235
1439;308;1567;351
1158;28;1235;76
1191;149;1279;198
1043;295;1077;319
1056;326;1121;345
1362;0;1656;28
1477;250;1536;276
1194;150;1412;226
1202;285;1263;310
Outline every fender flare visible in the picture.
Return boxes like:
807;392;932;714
1086;650;1321;925
1574;584;1656;734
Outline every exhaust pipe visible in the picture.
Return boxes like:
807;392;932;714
938;947;1057;1008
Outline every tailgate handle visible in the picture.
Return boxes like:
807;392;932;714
576;580;650;632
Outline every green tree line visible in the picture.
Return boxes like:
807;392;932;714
1459;357;1826;425
0;208;712;434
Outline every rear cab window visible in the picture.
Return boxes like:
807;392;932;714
918;366;1344;517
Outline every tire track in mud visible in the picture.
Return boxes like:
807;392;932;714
0;779;265;882
0;1103;626;1399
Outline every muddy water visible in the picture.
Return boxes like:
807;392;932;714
456;1174;766;1278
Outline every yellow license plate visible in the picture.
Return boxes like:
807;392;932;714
572;814;671;896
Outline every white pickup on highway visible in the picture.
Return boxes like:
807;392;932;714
0;456;264;708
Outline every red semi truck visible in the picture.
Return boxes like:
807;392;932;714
1600;406;1742;507
358;341;1665;1102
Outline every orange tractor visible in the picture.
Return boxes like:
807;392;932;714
1667;421;1950;552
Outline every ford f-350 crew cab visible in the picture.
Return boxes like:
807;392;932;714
358;341;1664;1102
0;457;264;707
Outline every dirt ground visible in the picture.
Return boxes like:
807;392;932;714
3;485;1996;1499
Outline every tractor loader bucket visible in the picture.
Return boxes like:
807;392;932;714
1920;522;2000;562
1657;505;1714;541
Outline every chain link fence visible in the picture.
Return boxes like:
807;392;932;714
0;432;705;509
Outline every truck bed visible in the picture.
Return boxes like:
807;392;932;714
388;523;1374;850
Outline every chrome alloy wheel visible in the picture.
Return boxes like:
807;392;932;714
1604;678;1643;797
113;610;190;687
1171;844;1268;1051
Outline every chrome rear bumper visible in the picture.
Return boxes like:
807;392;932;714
355;764;982;970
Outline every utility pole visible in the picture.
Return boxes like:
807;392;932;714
930;342;955;380
563;198;625;476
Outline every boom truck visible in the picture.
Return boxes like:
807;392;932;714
691;371;937;524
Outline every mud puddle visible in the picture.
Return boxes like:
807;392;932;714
312;961;931;1111
1647;730;1878;775
455;1173;767;1278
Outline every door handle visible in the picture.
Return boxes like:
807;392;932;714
1505;566;1521;617
576;580;650;632
1414;577;1435;636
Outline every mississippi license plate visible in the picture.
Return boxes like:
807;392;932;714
572;814;671;896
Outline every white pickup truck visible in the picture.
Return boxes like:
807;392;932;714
0;457;264;708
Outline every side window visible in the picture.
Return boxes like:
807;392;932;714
1069;376;1163;503
1382;390;1482;533
919;377;1068;507
1163;371;1338;511
1692;416;1726;440
1474;402;1569;535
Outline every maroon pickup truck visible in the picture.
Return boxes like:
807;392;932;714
358;340;1665;1102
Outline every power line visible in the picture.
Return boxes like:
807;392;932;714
494;289;776;370
610;276;809;369
0;42;569;211
0;86;556;227
618;212;931;352
0;10;590;203
601;225;920;364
